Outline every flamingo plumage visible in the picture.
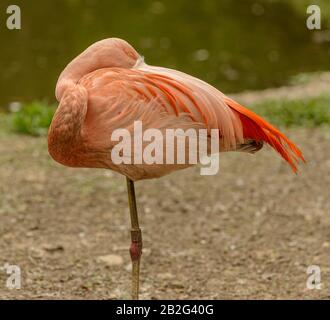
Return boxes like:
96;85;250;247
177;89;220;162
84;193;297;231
48;38;304;299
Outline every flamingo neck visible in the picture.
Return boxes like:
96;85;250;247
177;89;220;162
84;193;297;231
48;84;88;167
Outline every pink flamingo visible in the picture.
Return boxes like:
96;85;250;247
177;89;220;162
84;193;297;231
48;38;304;299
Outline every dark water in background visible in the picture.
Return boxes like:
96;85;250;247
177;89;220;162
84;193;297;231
0;0;329;108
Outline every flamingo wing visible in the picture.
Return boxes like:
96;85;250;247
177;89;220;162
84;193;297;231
132;60;304;173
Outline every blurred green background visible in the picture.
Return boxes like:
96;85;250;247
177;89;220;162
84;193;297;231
0;0;329;108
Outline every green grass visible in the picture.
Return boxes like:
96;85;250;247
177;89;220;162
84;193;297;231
251;95;330;127
9;102;56;136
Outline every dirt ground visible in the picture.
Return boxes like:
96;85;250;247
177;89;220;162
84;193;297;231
0;125;329;300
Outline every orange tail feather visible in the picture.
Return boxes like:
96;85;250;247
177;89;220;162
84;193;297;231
224;97;305;173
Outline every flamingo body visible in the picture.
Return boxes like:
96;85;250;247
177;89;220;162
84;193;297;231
48;38;304;180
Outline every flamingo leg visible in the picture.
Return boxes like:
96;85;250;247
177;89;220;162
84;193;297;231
126;177;143;300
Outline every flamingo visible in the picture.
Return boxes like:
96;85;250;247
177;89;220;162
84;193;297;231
48;38;304;299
